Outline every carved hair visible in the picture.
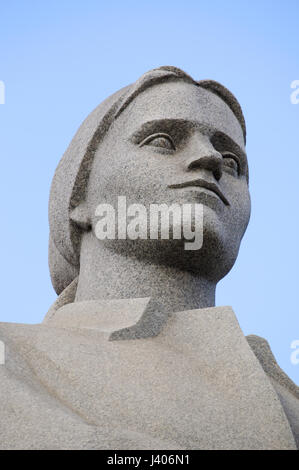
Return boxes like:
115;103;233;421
49;66;247;296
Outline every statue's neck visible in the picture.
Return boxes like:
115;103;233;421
75;233;216;312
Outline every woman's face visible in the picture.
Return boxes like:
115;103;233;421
85;80;251;281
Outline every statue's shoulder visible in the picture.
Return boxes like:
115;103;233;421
0;320;49;398
0;320;37;388
246;334;299;398
247;334;299;448
0;320;23;361
0;321;100;450
0;320;36;359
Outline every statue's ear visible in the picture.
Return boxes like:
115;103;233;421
70;202;91;231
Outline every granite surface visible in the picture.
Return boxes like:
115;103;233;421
0;301;297;450
1;66;297;450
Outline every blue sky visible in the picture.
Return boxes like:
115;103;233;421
0;0;298;384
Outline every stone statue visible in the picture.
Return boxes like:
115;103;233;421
0;66;298;449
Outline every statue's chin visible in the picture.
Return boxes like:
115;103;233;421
99;217;240;282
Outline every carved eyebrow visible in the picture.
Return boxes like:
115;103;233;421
211;131;246;159
130;118;247;163
211;131;248;176
130;119;245;148
129;119;190;144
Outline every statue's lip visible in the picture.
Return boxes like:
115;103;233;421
167;179;230;206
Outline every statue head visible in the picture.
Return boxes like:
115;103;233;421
49;66;250;299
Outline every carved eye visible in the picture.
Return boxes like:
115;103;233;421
139;133;175;151
222;152;240;176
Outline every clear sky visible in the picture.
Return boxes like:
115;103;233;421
0;0;298;384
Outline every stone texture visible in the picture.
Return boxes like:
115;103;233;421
247;335;299;449
0;301;297;449
48;66;250;310
0;66;298;449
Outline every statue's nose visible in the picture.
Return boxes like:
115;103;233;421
185;135;223;181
